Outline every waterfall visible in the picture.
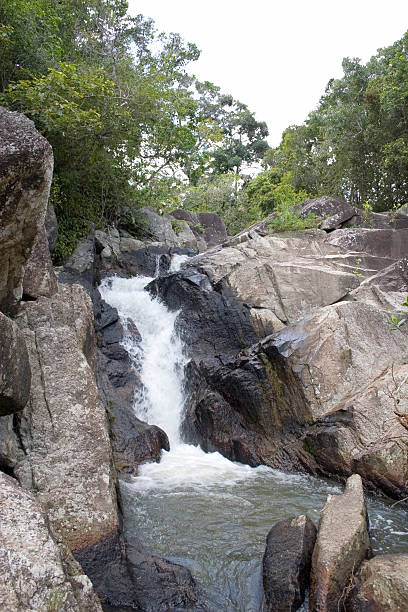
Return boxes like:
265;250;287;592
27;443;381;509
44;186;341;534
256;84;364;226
99;262;265;489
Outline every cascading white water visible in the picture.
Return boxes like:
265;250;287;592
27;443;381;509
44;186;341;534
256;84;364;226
99;260;266;489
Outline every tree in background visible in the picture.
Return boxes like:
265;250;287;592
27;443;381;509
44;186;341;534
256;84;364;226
259;31;408;212
0;0;270;257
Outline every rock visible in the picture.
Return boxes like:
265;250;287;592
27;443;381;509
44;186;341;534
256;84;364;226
75;530;205;611
170;208;208;251
0;311;31;416
0;414;20;473
196;211;228;246
350;258;408;311
0;471;102;611
347;554;408;611
0;107;53;311
45;200;58;252
310;474;371;612
262;514;317;612
149;268;260;364
14;283;118;552
272;300;408;497
327;228;408;261
187;231;379;327
95;228;121;257
119;235;145;252
23;225;58;298
138;207;181;246
300;196;358;230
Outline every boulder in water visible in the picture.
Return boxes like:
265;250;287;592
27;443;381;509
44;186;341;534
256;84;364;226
262;514;317;611
310;474;371;612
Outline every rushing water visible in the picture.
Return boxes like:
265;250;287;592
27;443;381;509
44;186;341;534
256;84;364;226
100;266;408;611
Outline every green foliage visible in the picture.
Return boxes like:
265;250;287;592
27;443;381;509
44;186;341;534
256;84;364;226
179;174;262;235
264;31;408;212
246;170;309;214
0;0;270;257
352;258;363;278
391;296;408;330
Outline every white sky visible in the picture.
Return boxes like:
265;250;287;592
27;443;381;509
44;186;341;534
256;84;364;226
128;1;407;146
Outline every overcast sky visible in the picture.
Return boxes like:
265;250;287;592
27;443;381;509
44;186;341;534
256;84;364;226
128;1;407;146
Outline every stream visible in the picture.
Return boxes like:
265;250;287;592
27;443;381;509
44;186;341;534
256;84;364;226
100;263;408;611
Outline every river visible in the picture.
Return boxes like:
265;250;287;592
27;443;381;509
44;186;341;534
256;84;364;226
100;263;408;611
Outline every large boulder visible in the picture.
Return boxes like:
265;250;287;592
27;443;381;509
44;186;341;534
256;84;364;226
22;225;58;299
262;514;317;611
14;283;118;552
0;311;31;416
187;230;394;328
0;107;53;311
347;554;408;611
310;474;371;612
0;471;102;611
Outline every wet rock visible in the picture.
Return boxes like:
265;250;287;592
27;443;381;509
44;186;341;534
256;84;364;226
95;297;169;473
310;474;371;612
23;225;58;299
0;107;53;311
150;268;259;364
0;471;102;611
0;311;31;416
75;530;205;611
262;514;317;612
347;554;408;611
14;283;118;552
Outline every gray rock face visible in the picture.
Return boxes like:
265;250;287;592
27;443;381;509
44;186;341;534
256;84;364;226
138;207;181;247
188;230;393;327
45;201;58;252
347;554;408;611
23;225;58;298
310;474;371;612
0;311;31;416
14;283;118;552
196;211;228;246
0;471;102;612
263;514;317;612
0;107;53;311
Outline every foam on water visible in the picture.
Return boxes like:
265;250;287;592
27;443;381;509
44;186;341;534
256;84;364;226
99;265;259;488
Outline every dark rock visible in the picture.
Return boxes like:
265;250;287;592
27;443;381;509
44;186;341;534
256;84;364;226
97;305;169;473
74;530;205;611
0;414;20;474
23;225;58;299
0;107;53;311
262;514;317;612
45;201;58;252
0;312;31;416
149;269;259;364
196;211;228;246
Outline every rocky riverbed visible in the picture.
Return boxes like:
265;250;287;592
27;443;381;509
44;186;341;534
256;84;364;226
1;106;408;611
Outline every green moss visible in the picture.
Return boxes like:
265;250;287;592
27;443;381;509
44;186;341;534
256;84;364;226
303;437;317;455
